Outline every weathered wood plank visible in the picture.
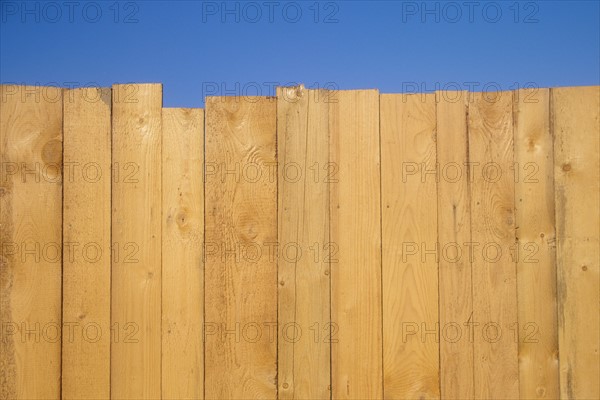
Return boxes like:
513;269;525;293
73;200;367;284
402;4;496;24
62;87;112;399
468;91;519;399
111;83;162;399
381;93;439;399
276;86;330;399
0;85;63;399
553;86;600;400
162;108;204;399
514;88;559;399
204;96;277;399
330;90;382;399
436;90;474;400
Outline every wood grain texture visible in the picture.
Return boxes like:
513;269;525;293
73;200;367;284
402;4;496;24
552;86;600;400
162;108;204;399
0;85;63;399
513;88;559;399
436;90;474;399
330;90;382;399
204;96;277;399
468;91;519;399
381;93;439;399
111;83;162;399
1;83;598;400
276;86;330;400
62;87;112;399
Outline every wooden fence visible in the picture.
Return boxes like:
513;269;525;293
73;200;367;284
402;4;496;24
0;84;598;400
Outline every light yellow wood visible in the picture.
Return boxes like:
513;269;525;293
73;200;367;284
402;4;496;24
436;90;474;399
2;83;599;399
276;86;330;399
381;93;439;399
161;108;204;399
0;85;63;399
330;90;382;399
552;86;600;400
62;87;112;399
204;96;277;399
514;88;559;399
468;91;519;399
111;83;162;399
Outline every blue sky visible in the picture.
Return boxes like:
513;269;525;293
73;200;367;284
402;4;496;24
1;0;599;107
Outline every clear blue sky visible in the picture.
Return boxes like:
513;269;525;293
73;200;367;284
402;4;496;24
1;0;599;107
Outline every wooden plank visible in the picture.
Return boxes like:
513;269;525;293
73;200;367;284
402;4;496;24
468;91;519;399
552;86;600;400
0;85;63;399
161;108;204;399
330;90;382;399
204;96;277;399
436;90;474;399
111;83;162;399
276;86;330;399
514;88;559;399
381;93;439;399
62;87;112;399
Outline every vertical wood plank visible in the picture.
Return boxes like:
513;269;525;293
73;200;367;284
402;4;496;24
276;86;330;400
161;108;204;399
436;90;474;399
553;86;600;400
514;88;559;399
204;96;277;399
468;91;519;399
0;85;63;399
62;87;112;399
381;93;439;399
111;83;162;399
330;90;382;399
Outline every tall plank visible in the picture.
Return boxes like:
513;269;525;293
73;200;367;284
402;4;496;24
0;85;63;399
330;90;382;399
381;93;439;399
276;86;330;399
514;88;559;399
553;86;600;400
162;108;204;399
111;83;162;399
468;91;519;399
204;96;277;399
436;90;474;399
62;87;112;399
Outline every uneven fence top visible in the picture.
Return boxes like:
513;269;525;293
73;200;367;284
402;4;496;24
0;84;598;400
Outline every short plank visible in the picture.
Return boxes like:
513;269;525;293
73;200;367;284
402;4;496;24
276;86;330;399
62;87;112;399
0;85;63;399
514;88;559;399
111;83;162;399
553;86;600;400
162;108;204;399
468;91;519;399
204;96;277;399
436;90;474;399
330;90;382;399
381;93;439;399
